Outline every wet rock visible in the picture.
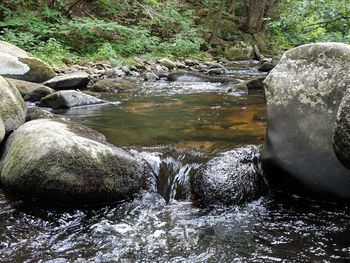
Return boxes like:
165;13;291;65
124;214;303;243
0;76;26;135
0;41;56;83
0;119;153;205
168;71;237;83
43;71;90;90
39;90;105;109
333;88;350;169
26;108;51;121
262;42;350;200
245;77;265;90
191;145;268;206
144;72;159;81
7;78;54;102
258;61;277;72
91;79;137;93
207;67;226;75
159;58;176;70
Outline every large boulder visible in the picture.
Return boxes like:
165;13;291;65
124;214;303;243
0;119;154;205
333;88;350;169
0;76;26;135
0;41;56;83
39;90;105;109
7;78;54;102
191;145;268;206
262;42;350;200
43;71;90;90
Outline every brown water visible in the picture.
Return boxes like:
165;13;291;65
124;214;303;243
1;64;350;262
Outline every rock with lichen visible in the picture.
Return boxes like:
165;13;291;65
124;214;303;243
262;42;350;200
0;75;26;137
0;119;155;205
0;40;56;83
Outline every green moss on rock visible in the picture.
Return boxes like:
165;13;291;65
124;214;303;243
0;119;153;205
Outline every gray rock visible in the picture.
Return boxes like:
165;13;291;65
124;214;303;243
91;79;136;93
168;71;238;84
144;72;159;81
258;61;276;72
0;76;26;134
262;42;350;200
0;118;5;143
7;78;54;102
0;41;56;83
0;119;154;205
159;58;176;69
39;90;105;109
26;108;53;121
333;88;350;169
191;145;267;206
207;68;226;75
43;71;90;90
245;77;265;90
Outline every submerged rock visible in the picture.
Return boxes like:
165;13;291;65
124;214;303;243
191;145;268;206
0;40;56;83
0;76;26;135
43;71;90;90
39;90;105;109
0;119;153;205
333;88;350;169
91;78;136;93
262;42;350;200
7;78;54;102
167;71;238;84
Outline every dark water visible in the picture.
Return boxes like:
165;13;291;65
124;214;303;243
1;63;350;262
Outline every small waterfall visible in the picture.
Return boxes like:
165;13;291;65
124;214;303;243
133;148;204;203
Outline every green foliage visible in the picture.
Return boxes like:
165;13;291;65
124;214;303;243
268;0;350;49
0;0;204;65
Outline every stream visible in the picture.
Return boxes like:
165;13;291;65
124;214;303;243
1;62;350;262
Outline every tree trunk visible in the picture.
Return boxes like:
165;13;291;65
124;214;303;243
244;0;267;33
208;0;227;45
228;0;235;16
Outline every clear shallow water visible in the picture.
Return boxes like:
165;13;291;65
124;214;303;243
1;68;350;262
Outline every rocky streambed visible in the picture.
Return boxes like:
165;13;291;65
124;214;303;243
1;41;350;262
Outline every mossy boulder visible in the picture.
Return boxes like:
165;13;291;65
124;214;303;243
225;42;253;60
7;78;54;102
191;145;268;206
0;75;26;134
0;41;56;83
39;90;105;109
0;119;154;205
262;42;350;200
91;78;137;93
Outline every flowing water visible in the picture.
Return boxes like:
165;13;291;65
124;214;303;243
1;62;350;262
